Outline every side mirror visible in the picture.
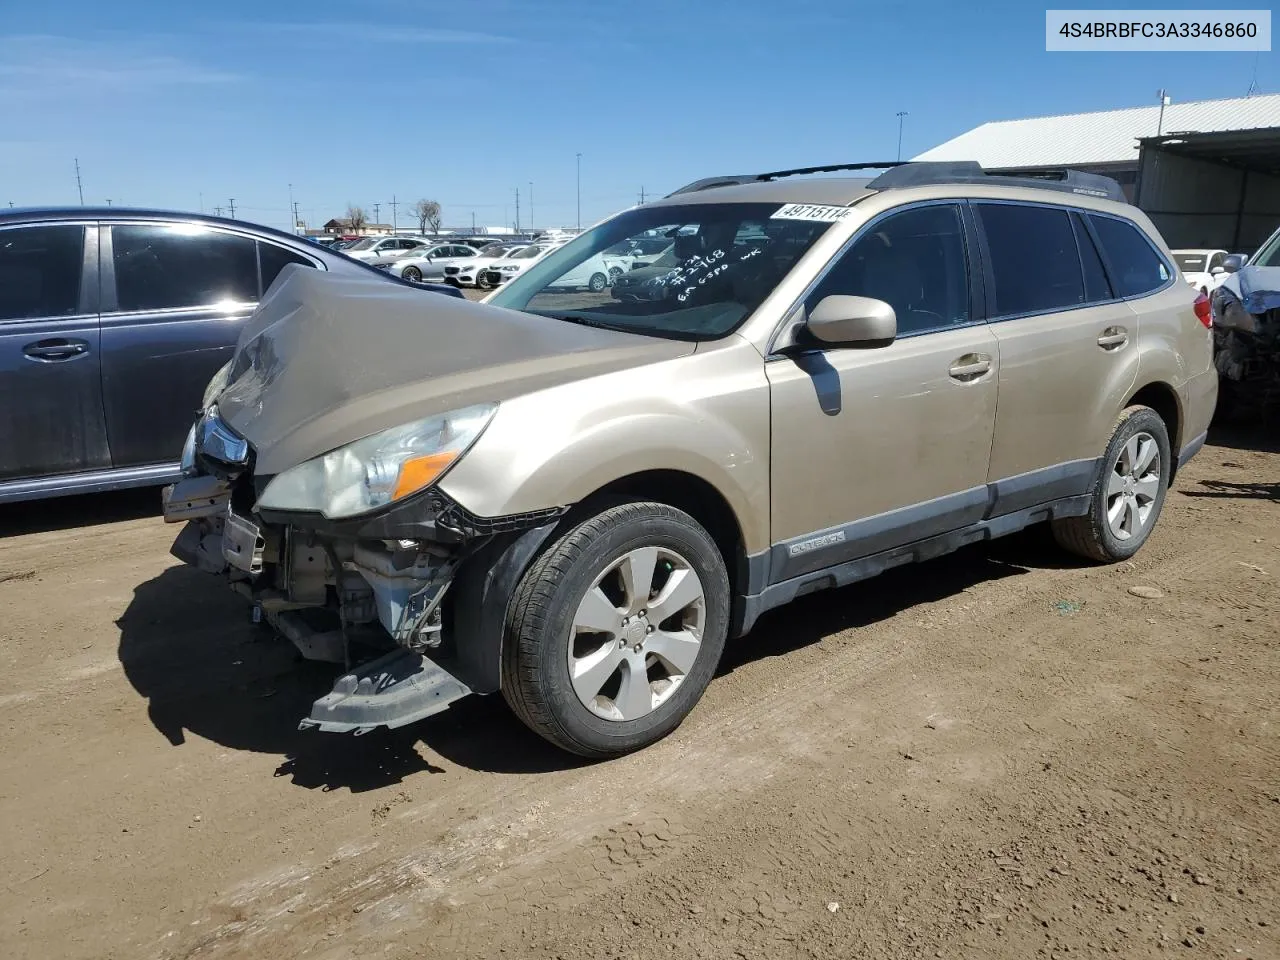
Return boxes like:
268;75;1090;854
1222;254;1246;273
805;295;897;346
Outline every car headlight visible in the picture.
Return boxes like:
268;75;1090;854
202;360;233;409
499;264;520;272
256;403;497;518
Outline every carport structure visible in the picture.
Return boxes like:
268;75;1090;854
1135;127;1280;255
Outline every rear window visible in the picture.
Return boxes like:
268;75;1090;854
976;204;1084;316
112;224;258;312
1088;215;1171;298
1174;253;1206;272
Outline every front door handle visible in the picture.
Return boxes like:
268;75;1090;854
1097;327;1129;350
948;353;992;381
23;338;90;362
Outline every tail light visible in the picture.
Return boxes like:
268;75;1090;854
1193;292;1212;328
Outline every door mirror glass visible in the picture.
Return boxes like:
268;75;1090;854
1222;253;1246;273
1210;266;1225;276
806;295;896;346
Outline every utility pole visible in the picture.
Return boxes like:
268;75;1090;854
1156;89;1170;135
288;183;295;232
389;195;398;233
228;198;236;218
105;199;112;207
471;211;476;232
515;187;520;234
639;186;646;205
895;111;908;162
373;202;381;225
576;153;582;229
529;181;534;233
214;205;223;217
199;192;204;214
74;158;84;205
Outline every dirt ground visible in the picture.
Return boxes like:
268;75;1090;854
1;423;1276;960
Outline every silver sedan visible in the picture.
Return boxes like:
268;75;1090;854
370;242;480;282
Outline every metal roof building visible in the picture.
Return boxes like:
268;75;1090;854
913;93;1280;171
914;94;1280;252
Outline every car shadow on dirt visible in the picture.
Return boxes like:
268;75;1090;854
718;527;1066;674
0;487;161;538
117;527;1076;790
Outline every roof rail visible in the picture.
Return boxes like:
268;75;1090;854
866;161;1127;202
665;162;904;197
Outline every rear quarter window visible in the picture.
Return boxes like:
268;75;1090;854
1088;215;1171;298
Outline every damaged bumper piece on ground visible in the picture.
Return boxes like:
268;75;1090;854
162;407;563;735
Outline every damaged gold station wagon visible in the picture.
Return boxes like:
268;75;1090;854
164;161;1217;758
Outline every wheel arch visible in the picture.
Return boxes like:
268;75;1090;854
444;468;752;696
1125;380;1183;478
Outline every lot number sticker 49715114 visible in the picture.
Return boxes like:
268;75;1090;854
771;203;855;223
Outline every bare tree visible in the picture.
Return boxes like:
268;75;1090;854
415;199;442;235
345;204;367;234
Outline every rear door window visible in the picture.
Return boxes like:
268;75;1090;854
0;224;85;321
1087;215;1171;298
975;204;1084;316
112;224;257;311
259;241;314;293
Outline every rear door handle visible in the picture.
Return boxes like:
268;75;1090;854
948;353;992;381
1097;327;1129;350
22;338;90;362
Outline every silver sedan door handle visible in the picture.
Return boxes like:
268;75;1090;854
1097;327;1129;350
948;354;992;381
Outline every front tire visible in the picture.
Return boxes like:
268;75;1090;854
402;265;423;282
502;502;730;758
1051;405;1171;562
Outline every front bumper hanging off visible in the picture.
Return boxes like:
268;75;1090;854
161;473;479;735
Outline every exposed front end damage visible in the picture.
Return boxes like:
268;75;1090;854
1211;267;1280;418
163;406;565;734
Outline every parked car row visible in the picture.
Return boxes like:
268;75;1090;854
0;208;462;504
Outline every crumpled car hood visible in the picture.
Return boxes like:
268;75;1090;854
216;265;693;475
1220;265;1280;313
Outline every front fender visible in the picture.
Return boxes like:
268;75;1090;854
436;338;771;553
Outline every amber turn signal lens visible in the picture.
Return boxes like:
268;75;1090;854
392;452;458;500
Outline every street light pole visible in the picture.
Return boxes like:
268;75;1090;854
576;152;582;230
529;181;534;234
895;111;908;162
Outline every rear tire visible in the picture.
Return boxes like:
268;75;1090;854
1051;405;1170;563
502;501;730;758
588;272;608;292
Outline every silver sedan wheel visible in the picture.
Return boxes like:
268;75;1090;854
1106;431;1161;540
567;546;706;722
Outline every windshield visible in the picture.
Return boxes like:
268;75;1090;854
1174;253;1207;272
488;202;837;339
347;238;376;251
511;245;546;260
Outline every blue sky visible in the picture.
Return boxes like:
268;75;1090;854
2;1;1275;231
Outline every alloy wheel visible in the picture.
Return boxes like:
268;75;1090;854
567;546;706;721
1106;431;1161;540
